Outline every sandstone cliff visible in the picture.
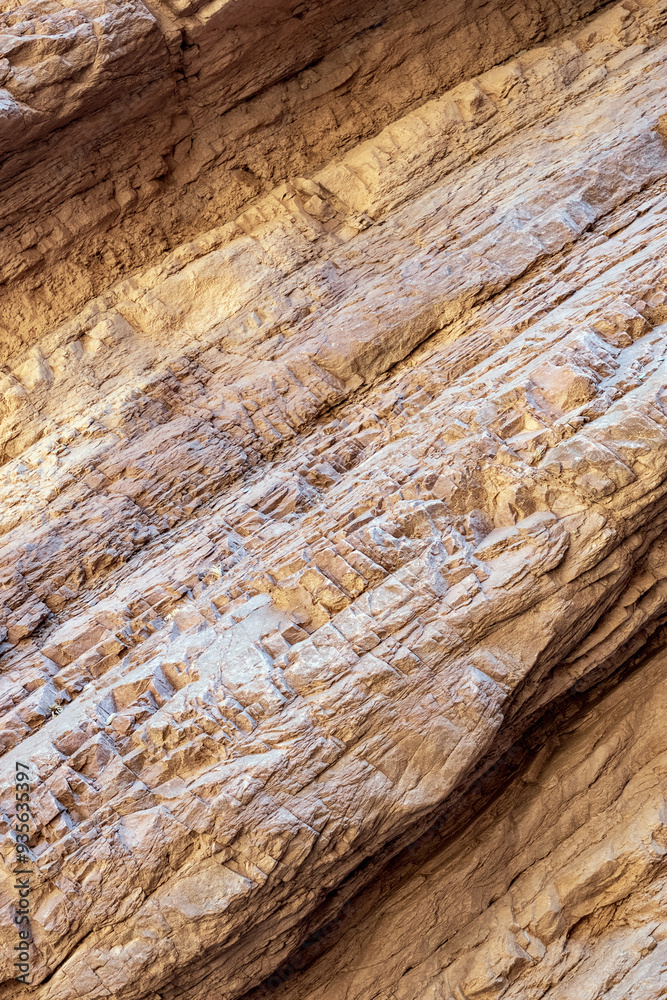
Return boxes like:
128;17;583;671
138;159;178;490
1;1;667;998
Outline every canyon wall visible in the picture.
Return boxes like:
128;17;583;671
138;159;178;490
1;1;667;998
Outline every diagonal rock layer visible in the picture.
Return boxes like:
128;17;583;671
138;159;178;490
1;1;667;999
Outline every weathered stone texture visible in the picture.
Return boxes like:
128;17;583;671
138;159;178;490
1;0;667;999
0;0;607;355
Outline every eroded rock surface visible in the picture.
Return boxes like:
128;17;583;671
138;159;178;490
1;0;667;998
243;642;667;1000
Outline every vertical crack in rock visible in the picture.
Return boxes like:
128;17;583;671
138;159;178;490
1;0;667;998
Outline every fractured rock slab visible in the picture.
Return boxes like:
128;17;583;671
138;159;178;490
1;1;667;999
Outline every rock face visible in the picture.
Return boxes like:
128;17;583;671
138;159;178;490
0;0;608;357
243;642;667;1000
1;1;667;999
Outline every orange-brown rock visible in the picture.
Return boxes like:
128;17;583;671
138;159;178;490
1;1;667;999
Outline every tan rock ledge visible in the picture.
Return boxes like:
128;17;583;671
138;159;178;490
1;1;667;999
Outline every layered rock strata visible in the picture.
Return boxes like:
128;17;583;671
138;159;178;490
1;0;667;998
244;641;667;1000
0;0;611;355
